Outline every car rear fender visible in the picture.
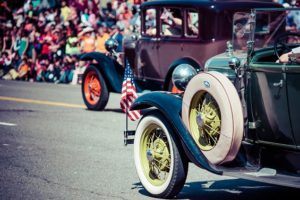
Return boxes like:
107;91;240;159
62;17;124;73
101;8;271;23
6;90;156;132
131;91;222;175
80;52;123;93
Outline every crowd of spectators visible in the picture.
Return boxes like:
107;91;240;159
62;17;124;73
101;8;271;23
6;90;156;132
0;0;142;84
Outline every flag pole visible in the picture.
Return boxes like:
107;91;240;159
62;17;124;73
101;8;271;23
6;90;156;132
125;106;129;145
124;59;129;146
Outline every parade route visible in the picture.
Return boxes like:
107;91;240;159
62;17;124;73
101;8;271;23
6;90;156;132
0;80;299;200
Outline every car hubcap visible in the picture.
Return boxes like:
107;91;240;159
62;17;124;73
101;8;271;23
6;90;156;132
84;71;101;105
140;125;171;186
189;92;221;151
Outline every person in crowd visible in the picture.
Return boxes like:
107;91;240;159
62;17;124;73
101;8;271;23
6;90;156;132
145;8;156;35
95;26;110;53
18;56;30;80
80;8;90;26
59;55;74;83
65;30;80;55
16;30;29;60
110;21;125;53
2;30;14;53
79;26;95;53
0;51;12;77
35;56;48;82
61;1;72;22
103;2;117;28
160;8;183;36
0;1;13;23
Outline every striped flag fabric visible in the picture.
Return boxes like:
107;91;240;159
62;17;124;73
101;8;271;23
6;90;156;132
120;60;141;121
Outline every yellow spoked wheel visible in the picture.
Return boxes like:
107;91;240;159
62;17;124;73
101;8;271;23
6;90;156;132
140;124;171;186
189;92;221;151
134;111;188;198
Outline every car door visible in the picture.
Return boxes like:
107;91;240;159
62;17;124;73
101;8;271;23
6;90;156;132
249;63;295;146
135;7;161;81
156;7;184;80
286;64;300;148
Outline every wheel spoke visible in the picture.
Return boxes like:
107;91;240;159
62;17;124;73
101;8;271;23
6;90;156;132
203;123;220;136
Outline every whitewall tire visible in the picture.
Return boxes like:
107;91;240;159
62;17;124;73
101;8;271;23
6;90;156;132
134;111;188;198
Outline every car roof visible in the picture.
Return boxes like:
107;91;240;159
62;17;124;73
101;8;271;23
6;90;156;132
141;0;282;10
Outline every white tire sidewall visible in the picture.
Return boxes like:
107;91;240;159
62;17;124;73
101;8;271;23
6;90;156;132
182;71;244;165
134;115;175;195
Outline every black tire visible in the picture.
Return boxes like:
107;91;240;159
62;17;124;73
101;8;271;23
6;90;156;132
134;111;188;198
81;65;109;110
168;79;181;93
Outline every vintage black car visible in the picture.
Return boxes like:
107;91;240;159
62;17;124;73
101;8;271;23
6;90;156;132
80;0;281;110
129;7;300;198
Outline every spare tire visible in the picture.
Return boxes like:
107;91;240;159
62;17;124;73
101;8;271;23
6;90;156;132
182;71;243;165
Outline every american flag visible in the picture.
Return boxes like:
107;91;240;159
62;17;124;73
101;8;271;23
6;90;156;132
120;60;141;121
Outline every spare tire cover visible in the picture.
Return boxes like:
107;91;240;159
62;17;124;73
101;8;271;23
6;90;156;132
182;71;244;165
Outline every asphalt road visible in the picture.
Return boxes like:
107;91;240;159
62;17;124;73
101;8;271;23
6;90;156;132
0;80;299;200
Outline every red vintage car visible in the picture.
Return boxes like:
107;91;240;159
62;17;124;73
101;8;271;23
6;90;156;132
80;0;281;110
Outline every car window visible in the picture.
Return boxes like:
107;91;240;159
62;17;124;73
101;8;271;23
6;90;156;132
143;8;157;36
160;7;183;37
186;9;199;38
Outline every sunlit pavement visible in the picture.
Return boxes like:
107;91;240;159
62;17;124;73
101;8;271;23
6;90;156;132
0;80;299;200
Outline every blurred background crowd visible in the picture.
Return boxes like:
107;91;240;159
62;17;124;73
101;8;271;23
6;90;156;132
0;0;142;84
0;0;299;84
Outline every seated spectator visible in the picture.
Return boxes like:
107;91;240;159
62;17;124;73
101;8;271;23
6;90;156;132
79;27;95;53
145;9;156;35
18;56;30;80
59;55;74;83
65;30;80;55
278;46;300;63
35;56;48;82
187;12;199;36
0;51;12;77
95;26;110;53
160;8;182;36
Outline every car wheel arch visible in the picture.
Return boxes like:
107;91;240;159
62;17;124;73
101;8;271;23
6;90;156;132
80;52;123;92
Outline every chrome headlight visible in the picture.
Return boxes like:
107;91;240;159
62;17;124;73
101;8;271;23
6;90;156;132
172;64;197;91
105;38;119;53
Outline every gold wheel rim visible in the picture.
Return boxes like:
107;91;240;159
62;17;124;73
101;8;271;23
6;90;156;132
189;91;221;151
140;124;171;186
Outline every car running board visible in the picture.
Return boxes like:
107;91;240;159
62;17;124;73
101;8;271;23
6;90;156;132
222;167;300;188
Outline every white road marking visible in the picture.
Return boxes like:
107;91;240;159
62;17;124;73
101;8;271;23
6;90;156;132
0;122;17;126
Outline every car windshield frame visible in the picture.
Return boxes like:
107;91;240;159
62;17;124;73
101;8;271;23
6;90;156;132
232;7;300;53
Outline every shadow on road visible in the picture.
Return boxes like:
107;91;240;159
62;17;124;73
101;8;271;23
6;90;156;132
133;179;300;199
104;108;124;113
83;108;124;113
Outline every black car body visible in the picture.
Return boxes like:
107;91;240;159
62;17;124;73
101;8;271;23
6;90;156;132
129;7;300;198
